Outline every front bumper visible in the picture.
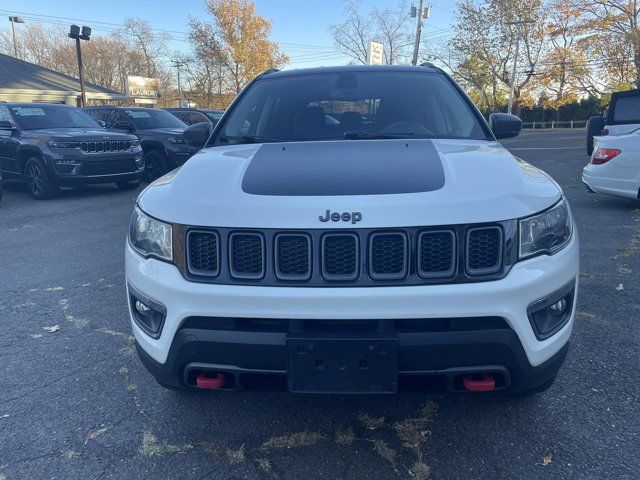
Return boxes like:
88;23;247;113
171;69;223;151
44;149;145;185
126;233;579;391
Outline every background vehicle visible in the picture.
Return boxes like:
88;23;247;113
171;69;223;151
0;103;143;199
165;108;225;126
583;130;640;200
128;66;577;396
586;89;640;155
84;106;200;179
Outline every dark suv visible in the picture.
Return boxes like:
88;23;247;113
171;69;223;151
165;108;224;126
84;106;200;178
0;103;144;199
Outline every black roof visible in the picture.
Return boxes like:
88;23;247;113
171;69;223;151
260;64;440;79
4;102;78;108
0;53;123;96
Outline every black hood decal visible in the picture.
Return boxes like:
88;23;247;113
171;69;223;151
241;140;445;196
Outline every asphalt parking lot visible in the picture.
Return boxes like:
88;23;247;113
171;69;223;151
1;129;639;480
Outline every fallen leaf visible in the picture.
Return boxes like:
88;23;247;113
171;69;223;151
543;453;552;466
43;325;60;333
616;283;624;291
0;414;9;420
30;334;43;339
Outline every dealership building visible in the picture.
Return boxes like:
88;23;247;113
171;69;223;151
0;53;125;105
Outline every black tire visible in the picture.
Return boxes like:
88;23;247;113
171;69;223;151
586;115;605;156
24;157;57;200
155;377;189;392
143;150;170;181
510;376;557;397
115;179;141;190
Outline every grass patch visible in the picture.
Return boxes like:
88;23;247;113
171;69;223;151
261;431;325;450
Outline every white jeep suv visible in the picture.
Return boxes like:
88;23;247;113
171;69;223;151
126;65;578;395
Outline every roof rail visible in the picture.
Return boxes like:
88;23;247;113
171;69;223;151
419;62;436;68
260;68;279;76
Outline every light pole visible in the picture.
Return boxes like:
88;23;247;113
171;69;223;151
68;25;91;107
506;19;534;115
171;59;186;107
411;2;431;67
8;16;24;58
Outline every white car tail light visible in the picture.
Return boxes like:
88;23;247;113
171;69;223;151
592;148;621;165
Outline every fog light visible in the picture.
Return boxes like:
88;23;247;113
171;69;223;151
129;285;166;339
548;298;567;315
135;300;151;314
527;281;576;340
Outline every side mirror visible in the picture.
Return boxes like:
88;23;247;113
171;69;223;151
114;120;134;131
183;121;213;148
489;113;522;139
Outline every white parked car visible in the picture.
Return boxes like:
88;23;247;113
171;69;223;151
583;131;640;200
125;65;578;396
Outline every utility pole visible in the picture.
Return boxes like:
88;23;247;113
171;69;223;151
172;59;186;107
506;19;534;115
8;16;24;58
411;2;431;67
68;25;91;107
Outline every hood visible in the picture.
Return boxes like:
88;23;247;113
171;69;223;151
138;127;185;136
138;139;562;229
24;128;136;141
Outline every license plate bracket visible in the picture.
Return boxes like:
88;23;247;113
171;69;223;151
287;338;398;394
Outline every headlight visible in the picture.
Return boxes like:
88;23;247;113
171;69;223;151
519;198;572;260
168;137;187;144
129;207;173;261
130;139;141;148
48;141;79;149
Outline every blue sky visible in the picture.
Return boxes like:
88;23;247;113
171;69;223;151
2;0;456;69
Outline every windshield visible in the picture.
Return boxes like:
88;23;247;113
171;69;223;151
11;105;100;130
212;71;490;146
124;109;186;129
203;110;224;123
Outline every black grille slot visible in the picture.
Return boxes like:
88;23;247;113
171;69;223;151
275;234;311;280
322;234;359;280
229;233;265;279
80;160;136;176
418;230;456;278
369;233;407;279
80;140;131;153
466;227;503;275
187;230;219;276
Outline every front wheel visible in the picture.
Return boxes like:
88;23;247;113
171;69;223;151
24;157;57;200
143;150;170;182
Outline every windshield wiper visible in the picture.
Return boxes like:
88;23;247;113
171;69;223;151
218;135;283;145
343;131;418;140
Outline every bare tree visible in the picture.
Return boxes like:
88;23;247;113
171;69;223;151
330;1;413;65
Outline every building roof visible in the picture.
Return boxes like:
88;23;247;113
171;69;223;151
0;53;125;99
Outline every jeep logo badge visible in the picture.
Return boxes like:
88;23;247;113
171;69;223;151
319;210;362;224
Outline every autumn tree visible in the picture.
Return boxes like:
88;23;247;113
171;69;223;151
330;1;413;65
575;0;639;88
198;0;288;95
448;0;548;114
536;0;591;115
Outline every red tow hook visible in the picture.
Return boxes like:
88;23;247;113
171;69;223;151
462;373;496;392
196;371;226;390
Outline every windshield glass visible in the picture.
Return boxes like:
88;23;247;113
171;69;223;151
212;71;489;146
11;105;100;130
203;110;224;123
124;109;186;129
612;96;640;123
